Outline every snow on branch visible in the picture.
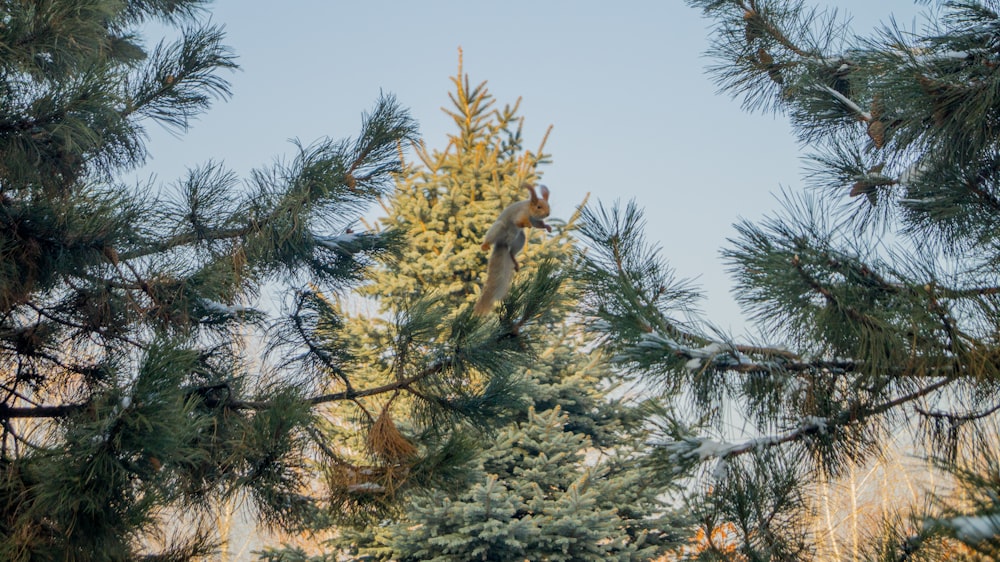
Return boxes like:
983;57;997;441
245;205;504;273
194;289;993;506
623;332;749;368
620;330;835;375
662;417;829;464
907;49;979;66
894;159;935;191
932;514;1000;544
197;298;256;320
313;232;363;253
346;481;386;494
820;85;872;121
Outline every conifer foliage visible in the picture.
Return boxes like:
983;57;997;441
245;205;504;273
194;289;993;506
578;0;1000;559
0;3;554;560
257;55;682;561
281;53;573;527
386;407;661;562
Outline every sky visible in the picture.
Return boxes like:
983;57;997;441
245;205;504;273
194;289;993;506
136;0;928;337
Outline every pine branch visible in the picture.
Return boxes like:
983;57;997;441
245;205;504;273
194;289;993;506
791;253;889;332
0;318;540;422
118;0;209;26
668;375;955;464
275;288;359;396
119;226;251;260
23;300;145;349
0;402;85;419
741;0;815;58
916;402;1000;426
122;24;236;131
302;361;446;408
820;84;871;121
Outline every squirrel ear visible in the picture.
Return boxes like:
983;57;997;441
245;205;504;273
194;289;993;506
538;185;550;201
525;183;539;201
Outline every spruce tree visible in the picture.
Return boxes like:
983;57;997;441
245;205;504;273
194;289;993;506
0;3;545;560
256;55;684;561
577;0;1000;559
385;407;659;562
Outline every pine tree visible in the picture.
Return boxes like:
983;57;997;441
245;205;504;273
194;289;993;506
256;54;685;561
577;1;1000;559
0;3;546;560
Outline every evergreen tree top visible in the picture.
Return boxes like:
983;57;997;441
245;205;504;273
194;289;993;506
259;54;682;561
364;50;567;314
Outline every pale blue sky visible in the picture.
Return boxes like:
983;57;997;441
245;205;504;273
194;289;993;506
138;1;926;335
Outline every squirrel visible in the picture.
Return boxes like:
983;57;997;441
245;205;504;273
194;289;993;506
473;183;551;315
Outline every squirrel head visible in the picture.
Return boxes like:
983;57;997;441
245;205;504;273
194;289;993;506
525;183;550;216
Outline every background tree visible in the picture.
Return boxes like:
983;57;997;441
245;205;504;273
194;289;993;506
0;3;557;560
577;0;1000;559
384;407;662;562
256;55;685;561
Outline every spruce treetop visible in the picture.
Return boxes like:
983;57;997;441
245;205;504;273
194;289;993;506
260;56;683;561
365;50;567;312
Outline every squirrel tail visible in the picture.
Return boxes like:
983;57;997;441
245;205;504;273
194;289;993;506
474;245;516;315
